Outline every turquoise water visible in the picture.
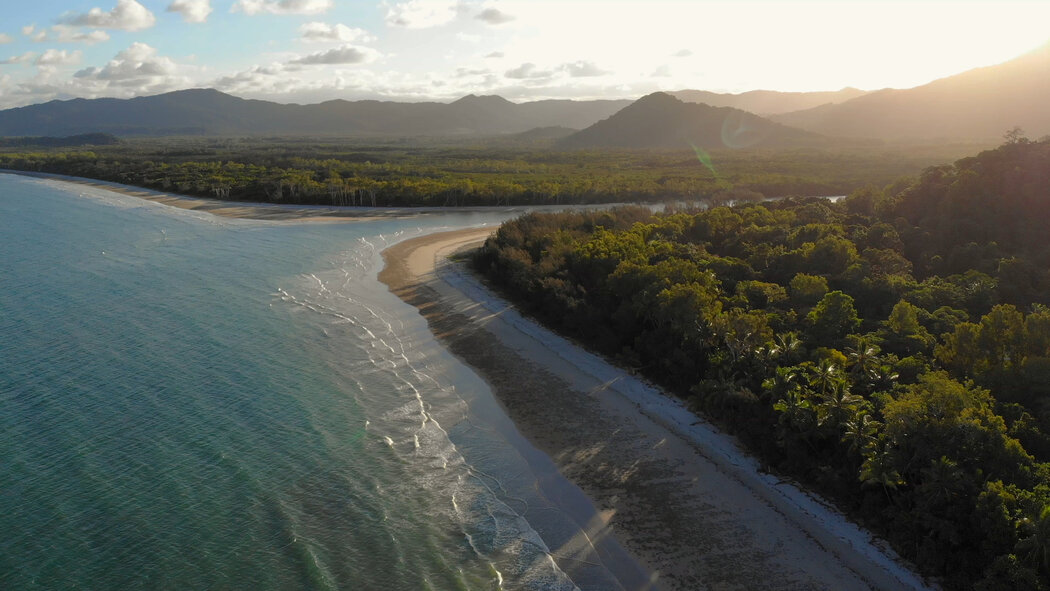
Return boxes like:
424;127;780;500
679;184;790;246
0;175;632;590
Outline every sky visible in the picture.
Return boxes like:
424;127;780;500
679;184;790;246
0;0;1048;109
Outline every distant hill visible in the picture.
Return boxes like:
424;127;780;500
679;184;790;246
558;92;821;150
0;89;632;138
771;42;1050;141
669;87;869;115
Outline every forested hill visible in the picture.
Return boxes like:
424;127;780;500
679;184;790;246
474;138;1050;589
558;92;823;150
0;89;631;137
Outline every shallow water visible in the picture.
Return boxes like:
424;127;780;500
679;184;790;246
0;175;630;590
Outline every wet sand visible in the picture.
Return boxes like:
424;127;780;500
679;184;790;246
380;228;935;591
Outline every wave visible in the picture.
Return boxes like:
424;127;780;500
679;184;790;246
275;229;578;590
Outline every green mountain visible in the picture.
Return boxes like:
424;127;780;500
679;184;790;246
558;92;821;149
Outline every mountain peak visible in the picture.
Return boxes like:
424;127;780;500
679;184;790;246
451;94;515;106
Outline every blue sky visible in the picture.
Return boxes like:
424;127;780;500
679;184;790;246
0;0;1048;108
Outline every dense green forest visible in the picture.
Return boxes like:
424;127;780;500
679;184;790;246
0;137;980;207
473;138;1050;589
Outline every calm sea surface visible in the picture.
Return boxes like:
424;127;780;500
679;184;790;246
0;175;625;590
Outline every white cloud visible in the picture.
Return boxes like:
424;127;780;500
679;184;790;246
484;51;504;58
673;49;693;58
41;25;111;45
504;62;552;79
290;45;380;65
651;64;671;77
1;52;36;65
74;43;179;84
36;49;83;67
26;26;48;43
475;8;514;24
232;0;333;15
213;63;287;93
384;0;460;29
561;60;609;78
0;34;12;44
454;67;490;77
167;0;213;23
299;22;374;43
60;0;157;32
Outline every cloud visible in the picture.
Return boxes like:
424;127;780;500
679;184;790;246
673;49;693;57
74;42;179;85
0;34;12;44
454;67;490;78
384;0;459;29
290;45;380;65
299;22;374;43
475;8;514;25
23;25;47;42
167;0;213;23
232;0;332;15
0;52;36;65
37;25;111;45
213;63;287;93
651;64;671;77
484;51;504;58
36;49;83;67
59;0;157;31
561;60;609;77
504;62;552;79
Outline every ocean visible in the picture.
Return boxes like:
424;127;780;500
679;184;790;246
0;174;631;590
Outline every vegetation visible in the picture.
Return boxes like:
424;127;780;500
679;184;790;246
473;137;1050;589
0;137;980;207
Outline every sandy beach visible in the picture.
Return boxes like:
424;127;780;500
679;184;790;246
2;169;536;222
381;227;935;591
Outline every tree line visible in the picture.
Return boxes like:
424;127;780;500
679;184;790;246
0;138;976;207
473;138;1050;589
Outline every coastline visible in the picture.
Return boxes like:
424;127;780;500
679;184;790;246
380;228;935;591
1;169;550;221
16;170;934;589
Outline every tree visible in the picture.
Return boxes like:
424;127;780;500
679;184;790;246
806;290;860;345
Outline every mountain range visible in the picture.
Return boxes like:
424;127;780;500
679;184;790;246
668;88;869;116
0;41;1046;144
0;90;631;138
771;42;1050;141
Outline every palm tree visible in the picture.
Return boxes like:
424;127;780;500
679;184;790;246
846;337;881;378
842;411;880;457
808;358;839;396
818;380;865;428
860;441;903;502
1017;505;1050;575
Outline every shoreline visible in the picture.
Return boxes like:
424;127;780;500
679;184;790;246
380;228;935;591
1;169;562;222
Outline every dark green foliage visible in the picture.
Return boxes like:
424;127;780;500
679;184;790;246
0;137;977;207
475;139;1050;589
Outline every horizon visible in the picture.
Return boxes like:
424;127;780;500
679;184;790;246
0;1;1048;110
